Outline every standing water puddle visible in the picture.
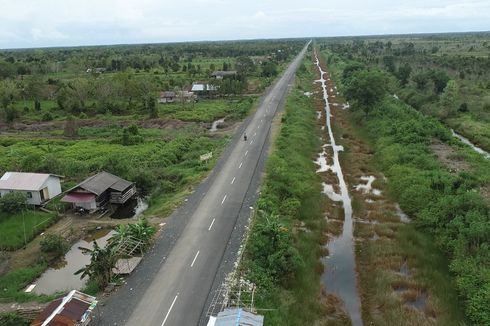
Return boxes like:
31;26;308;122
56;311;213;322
32;230;116;295
314;52;363;326
451;129;490;159
111;197;148;219
210;118;225;132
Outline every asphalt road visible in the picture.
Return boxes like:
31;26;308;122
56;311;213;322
95;42;309;326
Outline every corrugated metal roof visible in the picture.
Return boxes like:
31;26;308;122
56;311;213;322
31;290;97;326
0;172;60;191
191;84;205;91
211;71;237;77
75;171;133;196
160;91;176;97
214;308;264;326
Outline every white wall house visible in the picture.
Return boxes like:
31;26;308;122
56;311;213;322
0;172;62;206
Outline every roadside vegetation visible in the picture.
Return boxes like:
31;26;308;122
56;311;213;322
318;32;490;151
240;55;328;325
320;45;490;325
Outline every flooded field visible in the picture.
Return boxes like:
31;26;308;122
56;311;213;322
32;229;115;295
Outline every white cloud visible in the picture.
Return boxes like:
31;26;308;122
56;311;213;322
0;0;488;48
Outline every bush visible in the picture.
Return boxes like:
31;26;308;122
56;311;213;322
0;192;27;213
40;234;68;258
42;112;53;121
0;312;30;326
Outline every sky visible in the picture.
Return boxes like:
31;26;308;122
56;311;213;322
0;0;489;49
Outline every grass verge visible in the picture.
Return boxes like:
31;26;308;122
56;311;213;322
239;54;328;325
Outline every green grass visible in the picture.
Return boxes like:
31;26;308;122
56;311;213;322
158;97;256;122
241;54;329;325
0;312;31;326
0;263;54;303
0;211;57;250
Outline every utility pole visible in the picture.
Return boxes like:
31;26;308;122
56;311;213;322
22;209;27;248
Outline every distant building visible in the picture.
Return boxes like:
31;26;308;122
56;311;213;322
158;91;176;104
61;171;135;211
176;90;195;102
207;308;264;326
250;55;271;65
86;67;106;74
191;82;218;98
31;290;97;326
0;172;62;206
211;71;237;79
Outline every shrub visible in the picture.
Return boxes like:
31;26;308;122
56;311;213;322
40;234;68;258
42;112;53;121
0;192;27;213
0;312;30;326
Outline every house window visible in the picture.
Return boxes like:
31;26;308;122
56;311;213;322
27;192;33;199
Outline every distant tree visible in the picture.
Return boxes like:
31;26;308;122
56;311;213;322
0;80;19;108
397;63;412;86
34;99;41;111
431;70;450;94
3;106;19;123
235;56;255;75
412;72;430;90
0;61;15;78
147;97;158;118
24;76;44;107
341;62;365;83
261;61;278;77
382;56;396;73
63;115;78;138
439;80;458;117
222;62;229;71
344;69;391;115
458;102;469;113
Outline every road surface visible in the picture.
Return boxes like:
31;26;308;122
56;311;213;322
96;42;309;326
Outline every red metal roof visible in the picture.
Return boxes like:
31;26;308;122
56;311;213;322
61;192;95;203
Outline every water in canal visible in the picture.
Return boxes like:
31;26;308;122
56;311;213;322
314;52;363;326
32;229;116;295
451;129;490;159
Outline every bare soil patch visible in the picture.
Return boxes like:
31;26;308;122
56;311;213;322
430;139;470;172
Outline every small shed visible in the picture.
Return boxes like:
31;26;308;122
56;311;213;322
0;172;62;206
191;82;218;98
158;91;176;104
30;290;97;326
61;171;135;211
211;71;237;79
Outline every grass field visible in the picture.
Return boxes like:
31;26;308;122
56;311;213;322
0;211;57;250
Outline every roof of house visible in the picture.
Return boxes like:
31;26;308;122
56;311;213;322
31;290;97;326
191;83;218;92
213;308;264;326
211;70;237;77
160;91;176;98
0;172;61;191
73;171;133;196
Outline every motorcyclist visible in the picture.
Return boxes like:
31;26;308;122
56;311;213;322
244;133;247;141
